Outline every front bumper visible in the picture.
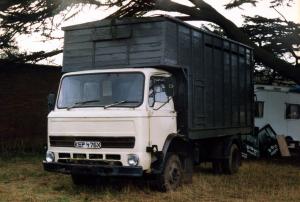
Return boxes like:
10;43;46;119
43;161;143;177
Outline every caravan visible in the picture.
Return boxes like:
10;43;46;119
255;84;300;141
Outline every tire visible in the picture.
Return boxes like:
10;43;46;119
155;154;183;192
222;144;241;174
71;174;96;185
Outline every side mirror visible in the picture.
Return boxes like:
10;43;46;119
165;77;175;97
47;93;56;112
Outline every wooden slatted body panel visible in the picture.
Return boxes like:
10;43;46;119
162;20;253;139
63;20;164;71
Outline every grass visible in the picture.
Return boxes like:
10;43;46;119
0;155;299;202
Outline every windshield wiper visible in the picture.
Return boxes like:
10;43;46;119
104;100;139;109
67;99;101;110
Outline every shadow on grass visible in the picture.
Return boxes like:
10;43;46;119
244;156;300;167
52;176;158;195
193;163;215;175
58;166;217;194
59;163;219;193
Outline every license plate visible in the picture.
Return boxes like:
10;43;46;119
74;141;102;149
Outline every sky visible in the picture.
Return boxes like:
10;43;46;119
16;0;300;65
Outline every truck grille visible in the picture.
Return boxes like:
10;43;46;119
49;136;135;148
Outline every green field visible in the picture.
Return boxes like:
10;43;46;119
0;155;299;202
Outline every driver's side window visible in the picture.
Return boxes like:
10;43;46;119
148;77;168;107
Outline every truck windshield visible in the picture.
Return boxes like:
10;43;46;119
57;72;144;109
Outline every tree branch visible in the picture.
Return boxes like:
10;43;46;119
155;0;300;84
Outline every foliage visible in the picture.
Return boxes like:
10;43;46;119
0;0;114;62
243;15;300;63
237;1;300;83
227;0;300;67
225;0;294;9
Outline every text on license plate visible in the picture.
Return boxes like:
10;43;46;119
74;141;102;149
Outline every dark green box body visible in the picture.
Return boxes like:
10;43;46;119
62;16;254;140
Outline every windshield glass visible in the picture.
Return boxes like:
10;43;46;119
57;72;144;109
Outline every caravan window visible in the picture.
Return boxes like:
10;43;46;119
286;104;300;119
255;101;264;118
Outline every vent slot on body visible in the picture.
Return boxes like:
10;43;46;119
89;154;103;160
106;154;121;160
58;153;71;158
73;153;87;159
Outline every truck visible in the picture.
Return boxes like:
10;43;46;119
43;16;254;191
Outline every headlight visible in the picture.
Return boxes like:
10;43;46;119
46;151;55;162
127;154;139;166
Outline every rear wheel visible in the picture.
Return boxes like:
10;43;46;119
155;154;183;192
223;144;241;174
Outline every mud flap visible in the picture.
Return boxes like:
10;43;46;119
182;156;193;184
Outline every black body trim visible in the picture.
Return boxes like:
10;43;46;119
49;136;135;148
43;161;143;177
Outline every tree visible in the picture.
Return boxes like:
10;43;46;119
1;0;299;84
0;0;111;62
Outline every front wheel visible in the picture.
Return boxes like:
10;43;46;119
155;154;183;192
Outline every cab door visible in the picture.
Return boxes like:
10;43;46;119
148;75;177;151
